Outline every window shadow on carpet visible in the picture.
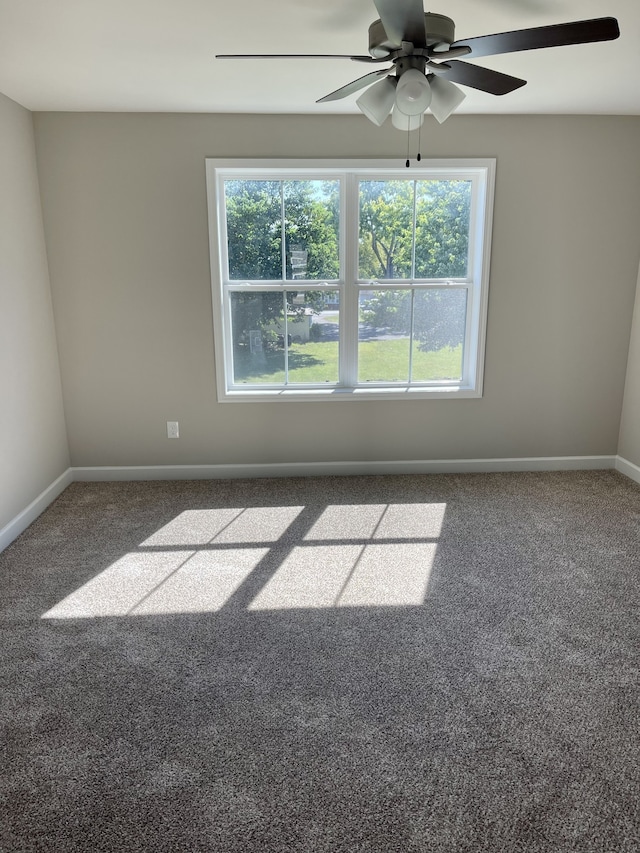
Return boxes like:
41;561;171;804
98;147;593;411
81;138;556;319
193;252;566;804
42;499;447;619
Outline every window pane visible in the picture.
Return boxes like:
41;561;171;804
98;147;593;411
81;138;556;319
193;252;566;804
415;180;471;279
287;291;339;384
358;289;410;382
230;292;285;384
284;181;340;281
225;180;282;280
359;181;414;280
411;289;467;381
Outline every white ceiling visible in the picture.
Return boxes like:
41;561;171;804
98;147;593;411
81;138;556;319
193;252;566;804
0;0;637;115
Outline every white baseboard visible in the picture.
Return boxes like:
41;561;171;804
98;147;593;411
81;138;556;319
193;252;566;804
0;468;73;553
72;455;617;482
615;455;640;486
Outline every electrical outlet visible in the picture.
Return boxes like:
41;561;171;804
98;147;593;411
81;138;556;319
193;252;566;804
167;421;180;439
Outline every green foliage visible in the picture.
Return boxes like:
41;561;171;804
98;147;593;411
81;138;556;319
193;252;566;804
309;321;323;342
415;180;471;278
359;179;471;280
412;289;466;353
359;288;466;354
230;291;326;353
360;290;411;333
225;180;339;344
225;179;339;281
225;180;282;280
230;292;283;344
358;178;471;352
283;181;340;280
359;181;414;279
226;176;471;358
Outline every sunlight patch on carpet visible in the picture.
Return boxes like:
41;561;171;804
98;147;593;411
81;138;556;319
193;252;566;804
248;542;437;610
41;502;444;618
42;549;268;618
140;508;247;546
140;506;305;547
303;503;446;541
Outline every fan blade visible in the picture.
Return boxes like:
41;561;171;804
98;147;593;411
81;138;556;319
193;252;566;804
372;0;427;48
216;54;381;63
317;69;392;103
437;61;526;95
450;17;619;59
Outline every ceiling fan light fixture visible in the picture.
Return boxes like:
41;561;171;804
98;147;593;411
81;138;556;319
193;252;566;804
428;75;466;123
391;106;425;132
356;76;397;126
395;69;432;116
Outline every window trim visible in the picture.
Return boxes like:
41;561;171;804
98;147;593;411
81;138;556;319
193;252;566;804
205;158;495;402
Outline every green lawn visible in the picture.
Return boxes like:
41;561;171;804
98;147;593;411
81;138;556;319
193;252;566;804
360;338;462;382
234;338;462;384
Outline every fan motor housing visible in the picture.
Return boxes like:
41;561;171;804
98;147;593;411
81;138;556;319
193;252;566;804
368;12;455;57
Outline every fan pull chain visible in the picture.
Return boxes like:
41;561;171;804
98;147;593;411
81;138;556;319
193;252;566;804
405;116;411;168
405;117;423;168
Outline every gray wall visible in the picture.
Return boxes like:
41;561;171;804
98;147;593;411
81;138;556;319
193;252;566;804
619;265;640;467
33;112;640;467
0;93;69;531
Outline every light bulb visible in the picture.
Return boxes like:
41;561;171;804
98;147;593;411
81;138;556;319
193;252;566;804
391;108;424;131
395;69;432;116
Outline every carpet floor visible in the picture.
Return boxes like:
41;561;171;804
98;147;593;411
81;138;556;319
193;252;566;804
0;470;639;851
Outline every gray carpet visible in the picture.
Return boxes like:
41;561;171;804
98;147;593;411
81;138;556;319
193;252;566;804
1;470;639;851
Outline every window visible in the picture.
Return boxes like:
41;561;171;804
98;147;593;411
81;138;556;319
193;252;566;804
206;159;495;401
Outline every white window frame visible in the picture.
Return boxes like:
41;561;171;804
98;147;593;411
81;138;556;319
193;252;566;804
205;158;495;402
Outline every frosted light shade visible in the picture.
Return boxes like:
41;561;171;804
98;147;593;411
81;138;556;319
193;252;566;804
391;108;425;131
395;69;432;116
429;75;466;124
356;76;397;126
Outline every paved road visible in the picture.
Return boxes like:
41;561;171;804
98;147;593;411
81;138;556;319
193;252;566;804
312;315;408;342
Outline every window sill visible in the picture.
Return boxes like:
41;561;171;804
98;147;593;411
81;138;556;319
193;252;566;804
219;385;482;402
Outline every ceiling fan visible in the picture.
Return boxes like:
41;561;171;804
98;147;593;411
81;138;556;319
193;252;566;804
217;0;620;132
